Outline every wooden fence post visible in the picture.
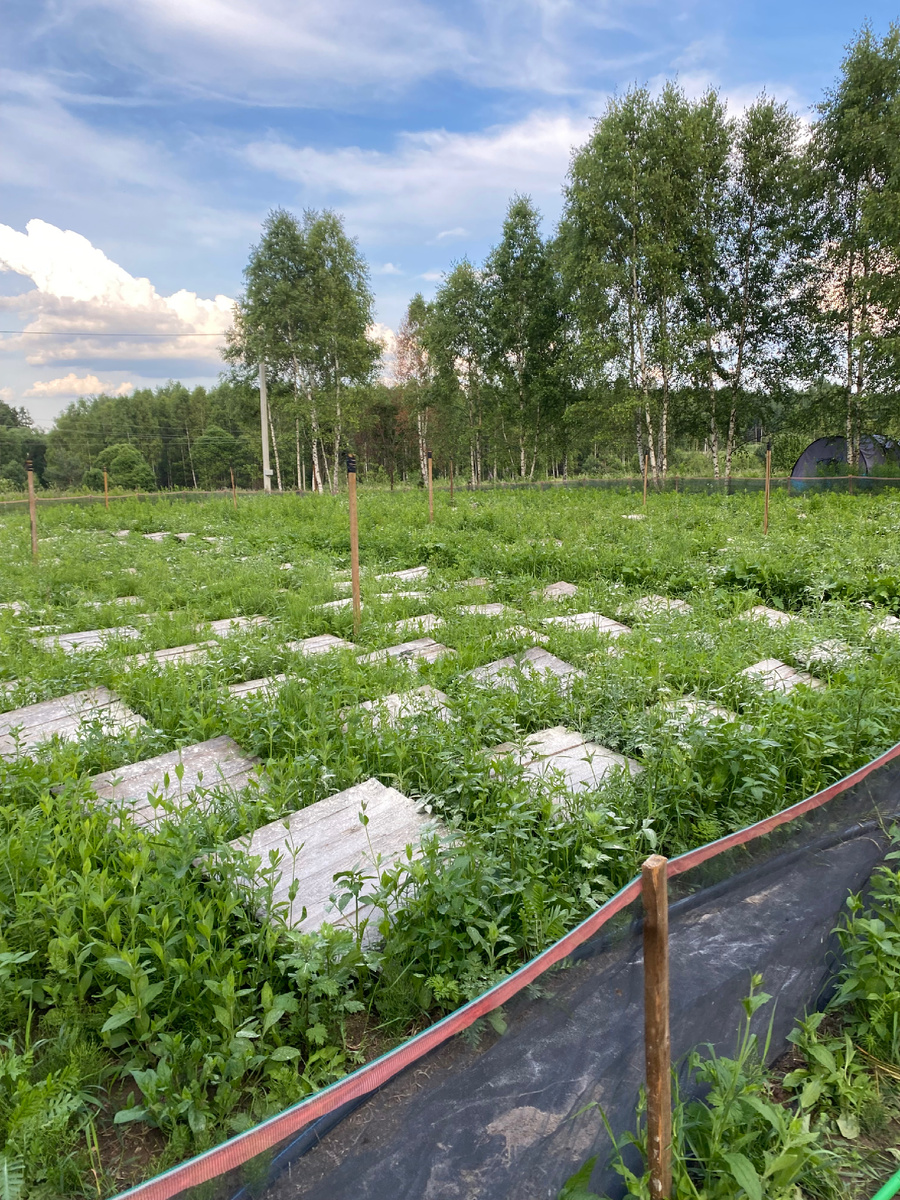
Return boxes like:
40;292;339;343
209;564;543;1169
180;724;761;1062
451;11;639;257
643;454;649;508
230;467;238;511
26;458;38;562
449;456;454;504
427;450;434;523
763;439;772;535
347;454;362;637
103;469;109;510
643;854;672;1200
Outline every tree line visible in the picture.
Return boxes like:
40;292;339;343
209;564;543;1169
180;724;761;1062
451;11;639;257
12;25;900;494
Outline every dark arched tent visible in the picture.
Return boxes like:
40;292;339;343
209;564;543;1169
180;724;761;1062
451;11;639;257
791;434;900;482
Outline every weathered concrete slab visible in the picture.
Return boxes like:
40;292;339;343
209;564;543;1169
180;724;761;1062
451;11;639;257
317;597;362;612
36;626;141;654
459;603;517;618
470;646;583;692
633;594;692;616
174;532;195;541
352;685;452;730
142;532;170;542
207;616;269;637
0;687;145;756
803;639;853;667
358;637;451;666
228;777;435;935
741;658;824;693
491;726;640;794
285;634;354;655
544;612;631;636
535;581;579;601
123;641;217;670
740;605;796;628
0;602;26;614
376;566;429;583
112;530;130;538
380;590;429;601
83;596;141;610
392;614;444;634
228;674;288;700
871;615;900;637
460;577;489;588
658;697;735;724
622;513;645;520
89;735;263;827
505;625;549;644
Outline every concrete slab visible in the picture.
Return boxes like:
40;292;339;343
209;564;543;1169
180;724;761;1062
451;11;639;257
207;616;269;637
36;626;141;654
658;697;735;724
358;637;451;666
142;532;170;542
83;596;141;610
0;602;26;614
741;658;824;693
740;605;796;628
0;687;145;756
470;646;583;692
391;614;444;634
803;639;853;667
352;685;452;730
228;674;288;700
379;591;429;601
459;603;517;618
122;641;217;670
536;581;578;601
317;598;361;612
285;634;354;655
228;777;435;935
871;616;900;637
376;566;429;583
543;612;631;636
460;578;489;588
633;595;692;616
622;514;645;520
89;735;263;827
491;725;640;794
505;625;550;644
112;530;130;538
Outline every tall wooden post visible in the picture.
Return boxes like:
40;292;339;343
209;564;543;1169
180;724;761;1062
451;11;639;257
347;454;361;637
763;439;772;535
643;453;649;507
427;450;434;523
103;469;109;509
230;467;238;511
642;854;672;1200
26;458;38;562
449;456;455;504
259;361;272;492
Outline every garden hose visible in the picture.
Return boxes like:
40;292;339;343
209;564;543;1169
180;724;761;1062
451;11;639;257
872;1165;900;1200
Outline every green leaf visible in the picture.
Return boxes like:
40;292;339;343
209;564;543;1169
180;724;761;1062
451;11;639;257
558;1156;600;1200
0;1154;24;1200
101;1005;138;1033
113;1107;148;1125
799;1077;823;1108
723;1151;762;1200
837;1112;860;1139
269;1045;302;1061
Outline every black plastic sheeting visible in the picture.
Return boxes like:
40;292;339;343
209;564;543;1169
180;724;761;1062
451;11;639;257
119;749;900;1200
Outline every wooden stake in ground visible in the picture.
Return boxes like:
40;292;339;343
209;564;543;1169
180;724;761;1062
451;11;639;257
230;467;238;511
103;469;109;510
427;450;434;524
642;854;672;1200
643;453;649;507
449;456;454;504
347;454;362;637
763;439;772;535
26;458;38;562
259;360;272;493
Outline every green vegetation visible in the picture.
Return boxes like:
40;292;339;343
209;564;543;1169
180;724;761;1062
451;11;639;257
2;485;900;1194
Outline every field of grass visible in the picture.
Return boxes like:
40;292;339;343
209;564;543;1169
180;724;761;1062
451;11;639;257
2;485;900;1197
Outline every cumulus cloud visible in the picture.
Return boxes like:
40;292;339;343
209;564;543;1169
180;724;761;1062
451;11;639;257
0;219;234;367
434;227;469;242
0;387;13;404
244;109;592;243
375;262;403;275
24;374;133;398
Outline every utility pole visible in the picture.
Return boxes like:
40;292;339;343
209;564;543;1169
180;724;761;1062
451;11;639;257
259;360;272;492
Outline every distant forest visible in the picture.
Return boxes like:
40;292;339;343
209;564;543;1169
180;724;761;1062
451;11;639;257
5;26;900;494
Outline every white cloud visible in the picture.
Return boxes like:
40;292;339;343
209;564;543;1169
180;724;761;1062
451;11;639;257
24;373;133;398
375;262;403;275
434;227;469;242
420;271;444;282
0;219;234;367
0;387;13;404
243;109;593;243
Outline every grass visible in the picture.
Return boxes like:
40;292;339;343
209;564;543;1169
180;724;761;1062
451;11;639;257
1;485;900;1195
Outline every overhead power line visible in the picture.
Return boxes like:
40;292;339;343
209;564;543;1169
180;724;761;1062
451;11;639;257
0;330;226;337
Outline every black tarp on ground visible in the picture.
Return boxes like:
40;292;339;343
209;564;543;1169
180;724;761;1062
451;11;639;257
118;743;900;1200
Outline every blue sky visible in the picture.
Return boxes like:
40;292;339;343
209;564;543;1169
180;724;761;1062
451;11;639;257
1;0;897;423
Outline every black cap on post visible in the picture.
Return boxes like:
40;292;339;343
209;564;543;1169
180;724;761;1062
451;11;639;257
767;439;772;452
25;458;32;471
346;454;357;474
427;450;433;460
